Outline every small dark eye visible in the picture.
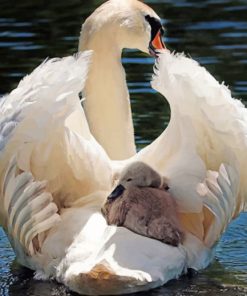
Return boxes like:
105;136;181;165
127;178;132;182
160;27;165;36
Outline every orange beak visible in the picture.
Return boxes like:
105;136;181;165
149;29;165;57
151;29;165;50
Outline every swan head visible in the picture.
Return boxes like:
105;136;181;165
79;0;165;56
108;161;169;200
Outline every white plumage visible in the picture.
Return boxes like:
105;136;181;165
0;49;245;295
0;0;246;293
3;157;60;259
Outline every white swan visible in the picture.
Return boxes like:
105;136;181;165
0;0;246;295
79;0;165;160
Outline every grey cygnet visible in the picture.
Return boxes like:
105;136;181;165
102;161;184;246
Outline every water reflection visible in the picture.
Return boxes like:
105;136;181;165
2;255;247;296
0;0;247;295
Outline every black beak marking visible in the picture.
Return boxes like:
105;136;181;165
145;15;165;57
148;42;158;57
145;15;163;42
108;184;125;201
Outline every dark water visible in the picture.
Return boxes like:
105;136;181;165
0;0;247;295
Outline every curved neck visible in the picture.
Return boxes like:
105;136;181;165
79;34;136;160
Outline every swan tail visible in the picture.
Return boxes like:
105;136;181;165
2;157;60;257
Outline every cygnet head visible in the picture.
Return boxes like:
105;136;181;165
79;0;165;56
108;161;169;201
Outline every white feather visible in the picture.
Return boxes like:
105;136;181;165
0;47;246;295
1;158;60;259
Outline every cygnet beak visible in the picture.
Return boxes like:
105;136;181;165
108;184;125;201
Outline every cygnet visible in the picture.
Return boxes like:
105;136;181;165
102;162;184;246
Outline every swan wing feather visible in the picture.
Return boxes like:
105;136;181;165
149;51;246;219
1;157;60;259
0;51;112;210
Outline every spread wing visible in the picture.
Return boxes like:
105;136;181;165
0;51;113;215
132;51;246;268
0;48;246;295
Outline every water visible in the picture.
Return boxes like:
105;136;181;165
0;0;247;295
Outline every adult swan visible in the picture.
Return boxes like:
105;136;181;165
0;0;246;294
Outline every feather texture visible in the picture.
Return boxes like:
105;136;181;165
0;48;246;295
1;157;60;260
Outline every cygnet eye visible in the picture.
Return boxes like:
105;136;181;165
127;178;132;182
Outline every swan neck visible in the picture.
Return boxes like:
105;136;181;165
81;37;136;160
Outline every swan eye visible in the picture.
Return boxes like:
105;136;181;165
145;15;163;41
160;26;165;36
127;178;132;182
145;15;165;55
